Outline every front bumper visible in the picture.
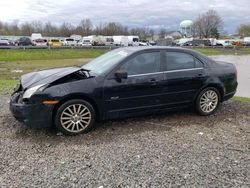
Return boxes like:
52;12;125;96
9;92;54;128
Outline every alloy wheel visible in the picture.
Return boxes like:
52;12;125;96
199;90;218;113
60;104;91;133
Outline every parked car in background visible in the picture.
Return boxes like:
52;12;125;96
47;39;64;46
0;39;10;46
64;38;77;46
128;35;139;46
77;39;92;46
215;40;232;47
231;41;243;46
104;36;114;46
139;40;150;46
32;39;47;46
243;37;250;46
182;39;211;47
70;34;82;43
7;39;16;46
16;37;32;46
10;47;238;135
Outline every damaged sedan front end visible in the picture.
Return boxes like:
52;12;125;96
9;67;93;128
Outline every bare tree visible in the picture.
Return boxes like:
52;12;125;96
44;22;59;36
149;29;155;40
30;20;43;33
159;28;166;39
78;19;92;36
60;22;74;37
238;24;250;37
194;10;223;38
20;22;33;36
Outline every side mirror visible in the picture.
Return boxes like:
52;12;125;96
115;70;128;80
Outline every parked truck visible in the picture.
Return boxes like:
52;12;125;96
113;36;129;46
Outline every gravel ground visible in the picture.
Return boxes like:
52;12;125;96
0;95;249;187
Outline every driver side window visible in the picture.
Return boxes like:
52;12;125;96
120;51;161;76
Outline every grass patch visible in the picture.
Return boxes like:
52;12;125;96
0;58;92;80
233;96;250;104
194;47;250;55
0;48;107;62
194;48;225;55
0;80;18;94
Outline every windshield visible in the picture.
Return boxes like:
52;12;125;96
82;50;129;75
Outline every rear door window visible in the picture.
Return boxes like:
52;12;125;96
165;52;202;71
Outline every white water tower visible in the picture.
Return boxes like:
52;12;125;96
180;20;193;37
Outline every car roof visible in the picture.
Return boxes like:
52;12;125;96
118;46;198;54
115;46;214;67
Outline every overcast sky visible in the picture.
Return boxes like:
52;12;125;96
1;0;249;33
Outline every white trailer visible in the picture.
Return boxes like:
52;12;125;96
31;33;42;41
113;36;129;46
243;37;250;45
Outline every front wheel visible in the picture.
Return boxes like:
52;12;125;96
55;99;96;135
196;87;220;116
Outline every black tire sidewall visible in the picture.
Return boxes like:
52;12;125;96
196;87;220;116
55;99;96;135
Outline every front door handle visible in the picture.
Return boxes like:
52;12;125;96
197;73;205;77
149;78;158;85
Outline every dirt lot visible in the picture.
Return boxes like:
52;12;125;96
0;94;249;187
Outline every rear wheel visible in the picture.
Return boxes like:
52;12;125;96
196;87;220;116
55;99;95;135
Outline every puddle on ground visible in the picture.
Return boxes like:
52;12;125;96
210;55;250;98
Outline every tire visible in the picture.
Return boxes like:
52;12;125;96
195;87;220;116
55;99;96;135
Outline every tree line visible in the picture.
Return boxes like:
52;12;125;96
0;19;155;40
0;10;248;39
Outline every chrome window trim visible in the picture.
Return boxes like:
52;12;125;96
128;71;165;78
164;68;203;73
127;68;203;78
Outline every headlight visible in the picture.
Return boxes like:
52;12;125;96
23;84;46;99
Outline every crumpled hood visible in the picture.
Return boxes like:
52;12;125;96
21;67;81;89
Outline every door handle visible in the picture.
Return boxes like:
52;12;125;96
197;73;205;77
149;78;158;85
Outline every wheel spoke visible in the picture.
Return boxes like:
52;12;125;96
76;123;79;131
62;111;72;117
78;121;86;128
81;111;90;117
79;107;87;115
61;117;71;120
71;123;76;131
66;122;74;129
62;119;71;126
77;105;82;113
66;107;74;115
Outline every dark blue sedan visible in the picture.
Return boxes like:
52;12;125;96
10;47;238;135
